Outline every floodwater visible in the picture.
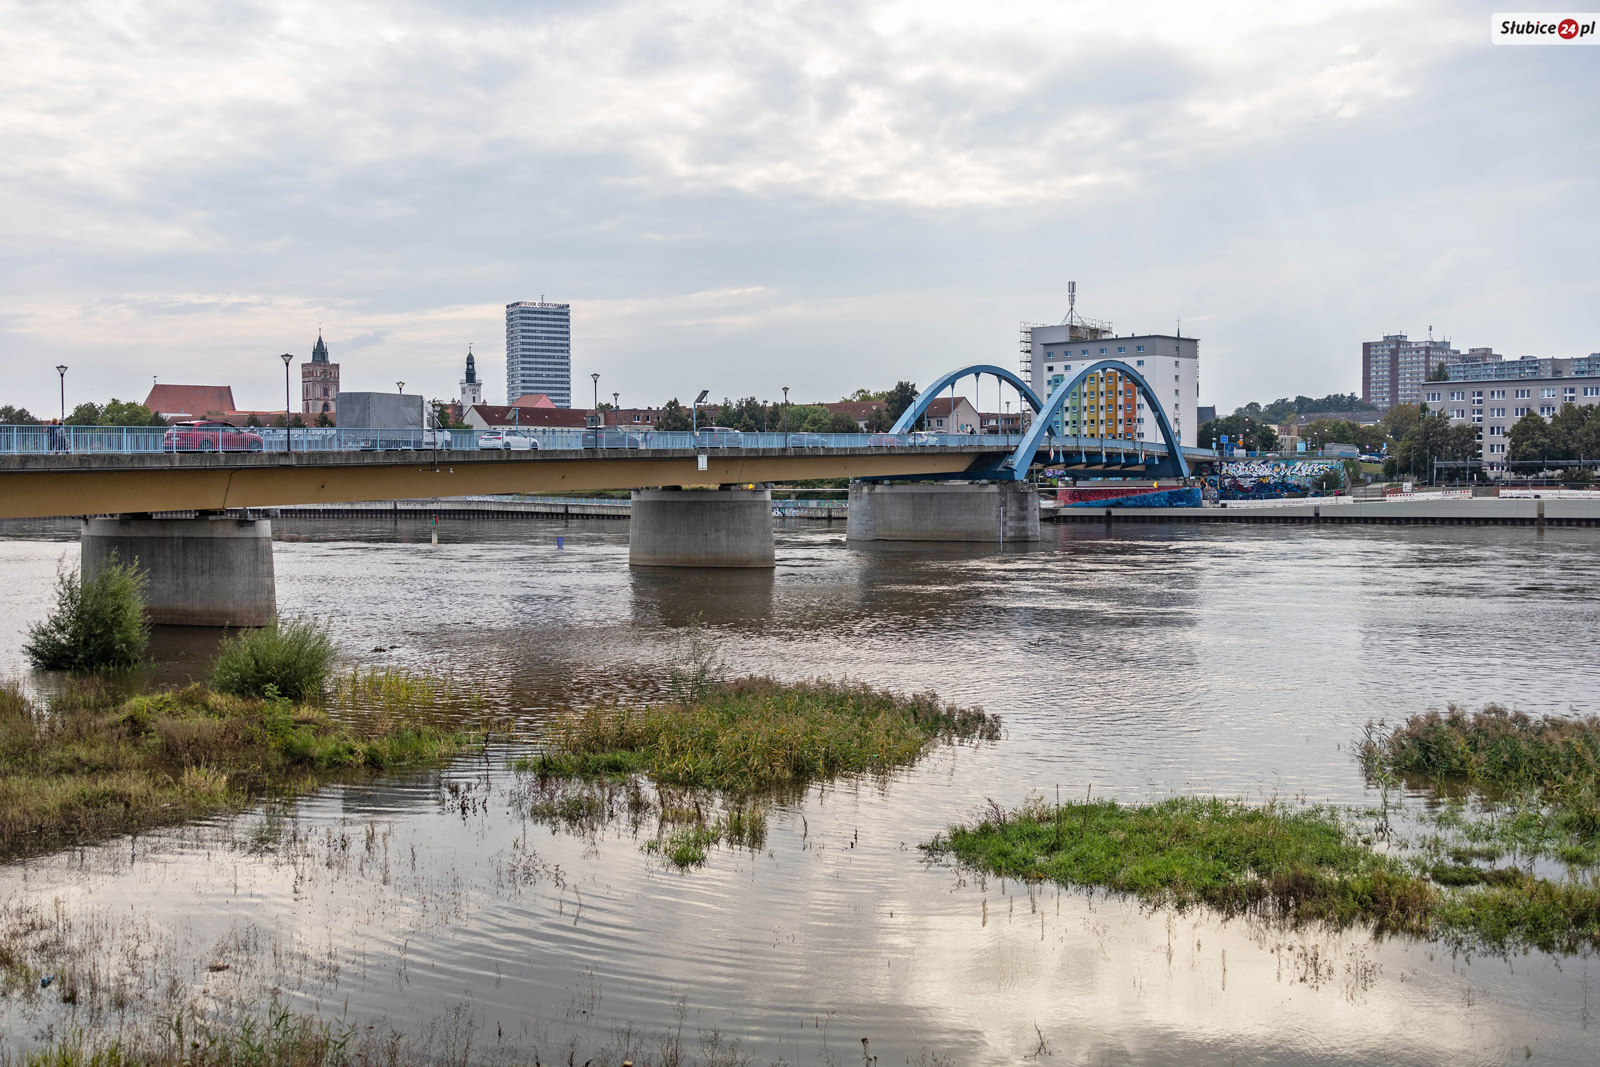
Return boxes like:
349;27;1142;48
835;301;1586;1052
2;517;1598;1065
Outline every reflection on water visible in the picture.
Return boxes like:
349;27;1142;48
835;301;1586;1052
2;518;1599;1064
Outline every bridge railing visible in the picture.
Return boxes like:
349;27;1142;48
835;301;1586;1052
0;424;1199;458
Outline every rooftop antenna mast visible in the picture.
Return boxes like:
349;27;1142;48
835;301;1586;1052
1062;281;1081;327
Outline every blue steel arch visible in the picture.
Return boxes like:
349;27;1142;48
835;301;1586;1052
890;365;1045;435
1004;359;1189;480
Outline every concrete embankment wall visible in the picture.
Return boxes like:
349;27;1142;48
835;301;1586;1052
1046;497;1600;525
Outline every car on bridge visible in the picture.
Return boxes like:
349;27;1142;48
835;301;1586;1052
785;433;827;447
695;427;743;448
582;428;644;449
163;421;265;452
478;429;539;451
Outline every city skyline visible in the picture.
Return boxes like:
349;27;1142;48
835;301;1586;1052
1;2;1595;416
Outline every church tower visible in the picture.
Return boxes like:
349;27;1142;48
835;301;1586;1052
459;344;483;412
301;332;341;416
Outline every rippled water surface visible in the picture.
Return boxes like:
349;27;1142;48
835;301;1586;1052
2;518;1598;1064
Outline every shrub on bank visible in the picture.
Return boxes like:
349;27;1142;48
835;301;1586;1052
23;554;149;672
210;617;337;701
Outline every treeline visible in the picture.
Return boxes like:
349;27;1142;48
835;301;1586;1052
1508;404;1600;464
1;400;165;426
1231;393;1378;423
650;382;920;432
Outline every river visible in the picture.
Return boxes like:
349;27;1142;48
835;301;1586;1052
2;518;1597;1065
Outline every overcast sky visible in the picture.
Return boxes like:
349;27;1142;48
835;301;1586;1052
2;0;1596;416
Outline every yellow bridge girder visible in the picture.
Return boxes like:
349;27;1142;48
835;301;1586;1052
0;448;996;520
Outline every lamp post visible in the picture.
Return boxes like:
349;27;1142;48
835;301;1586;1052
782;386;789;433
613;391;619;418
692;389;709;433
55;364;67;421
396;381;404;393
280;354;294;452
591;372;600;427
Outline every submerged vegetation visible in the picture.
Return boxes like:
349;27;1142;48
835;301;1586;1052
927;704;1600;954
23;556;149;673
0;678;471;861
1362;704;1600;869
516;624;998;869
210;617;338;702
927;797;1436;933
519;677;999;793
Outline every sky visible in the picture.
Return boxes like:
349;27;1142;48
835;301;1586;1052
1;0;1596;417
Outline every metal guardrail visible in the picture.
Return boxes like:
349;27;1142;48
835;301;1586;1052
0;424;1208;458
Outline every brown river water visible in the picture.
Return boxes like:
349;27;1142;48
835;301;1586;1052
1;518;1598;1065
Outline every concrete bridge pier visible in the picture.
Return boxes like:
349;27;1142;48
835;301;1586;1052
846;481;1040;543
629;489;775;568
81;514;277;626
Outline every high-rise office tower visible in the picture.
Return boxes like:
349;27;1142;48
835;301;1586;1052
505;300;571;408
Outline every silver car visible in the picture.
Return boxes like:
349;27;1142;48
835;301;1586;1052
478;429;539;451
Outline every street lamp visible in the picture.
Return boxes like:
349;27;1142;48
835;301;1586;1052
591;372;600;427
692;388;710;433
280;354;294;452
396;381;405;393
55;365;67;421
782;386;789;433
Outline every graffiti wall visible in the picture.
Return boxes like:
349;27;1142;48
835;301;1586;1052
1218;459;1343;500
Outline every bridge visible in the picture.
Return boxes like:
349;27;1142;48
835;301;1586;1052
2;361;1214;623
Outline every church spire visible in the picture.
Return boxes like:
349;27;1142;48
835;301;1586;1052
312;332;329;363
464;343;477;385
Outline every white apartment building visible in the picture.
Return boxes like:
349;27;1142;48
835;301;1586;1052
505;300;572;408
1429;375;1600;471
1024;323;1200;447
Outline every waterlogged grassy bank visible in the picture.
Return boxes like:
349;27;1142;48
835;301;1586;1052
515;677;999;868
927;705;1600;954
0;677;475;861
518;677;999;791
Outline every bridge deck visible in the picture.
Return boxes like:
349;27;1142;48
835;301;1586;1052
0;445;1007;519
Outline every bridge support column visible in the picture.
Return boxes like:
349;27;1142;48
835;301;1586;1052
629;489;775;568
81;515;276;626
846;482;1040;542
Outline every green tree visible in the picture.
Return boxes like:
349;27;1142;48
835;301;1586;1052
1381;403;1424;445
100;398;160;426
245;413;263;427
843;387;889;403
1199;413;1277;452
1393;411;1476;477
65;402;103;425
1427;363;1451;382
0;405;41;424
826;408;863;433
719;396;765;431
882;381;919;426
656;398;692;431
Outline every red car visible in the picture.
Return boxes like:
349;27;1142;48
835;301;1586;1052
163;420;265;452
